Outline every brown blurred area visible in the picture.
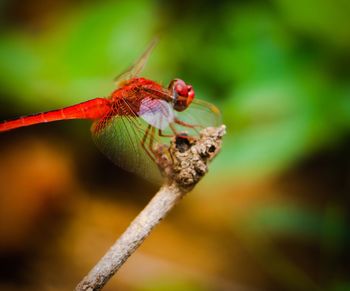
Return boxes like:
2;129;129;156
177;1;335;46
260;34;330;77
0;133;348;291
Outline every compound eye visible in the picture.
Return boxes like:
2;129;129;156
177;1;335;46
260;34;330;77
169;79;195;112
174;80;188;97
186;85;195;105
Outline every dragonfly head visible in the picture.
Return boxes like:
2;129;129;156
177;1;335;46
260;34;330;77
169;79;195;112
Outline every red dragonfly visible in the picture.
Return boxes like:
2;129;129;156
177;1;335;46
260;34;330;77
0;40;220;182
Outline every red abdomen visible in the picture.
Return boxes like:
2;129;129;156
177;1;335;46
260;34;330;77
0;98;111;132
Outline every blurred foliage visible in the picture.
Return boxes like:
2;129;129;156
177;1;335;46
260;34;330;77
0;0;349;290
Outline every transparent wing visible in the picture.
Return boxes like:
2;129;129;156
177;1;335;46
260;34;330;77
92;115;163;183
139;98;175;130
173;99;222;135
114;38;158;87
91;97;175;184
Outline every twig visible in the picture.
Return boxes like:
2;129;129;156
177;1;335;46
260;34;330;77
76;125;226;291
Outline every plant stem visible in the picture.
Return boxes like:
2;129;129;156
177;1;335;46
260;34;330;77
76;125;226;291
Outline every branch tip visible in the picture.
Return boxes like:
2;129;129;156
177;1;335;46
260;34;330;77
76;125;226;291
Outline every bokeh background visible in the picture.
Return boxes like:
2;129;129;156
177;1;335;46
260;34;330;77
0;0;349;290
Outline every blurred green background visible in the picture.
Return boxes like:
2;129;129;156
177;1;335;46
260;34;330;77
0;0;349;290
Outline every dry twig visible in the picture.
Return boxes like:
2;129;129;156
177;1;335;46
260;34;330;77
76;125;226;291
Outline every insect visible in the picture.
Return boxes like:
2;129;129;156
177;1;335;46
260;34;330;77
0;40;221;182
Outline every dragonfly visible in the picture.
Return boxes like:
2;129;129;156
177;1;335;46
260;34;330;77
0;40;221;182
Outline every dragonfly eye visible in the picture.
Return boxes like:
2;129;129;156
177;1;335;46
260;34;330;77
169;79;195;112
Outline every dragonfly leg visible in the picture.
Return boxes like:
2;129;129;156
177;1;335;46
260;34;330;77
158;128;173;138
174;117;200;127
147;126;172;167
168;122;195;139
156;128;175;166
170;123;180;135
141;125;165;160
148;126;156;154
174;117;202;134
140;124;156;163
158;124;183;138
